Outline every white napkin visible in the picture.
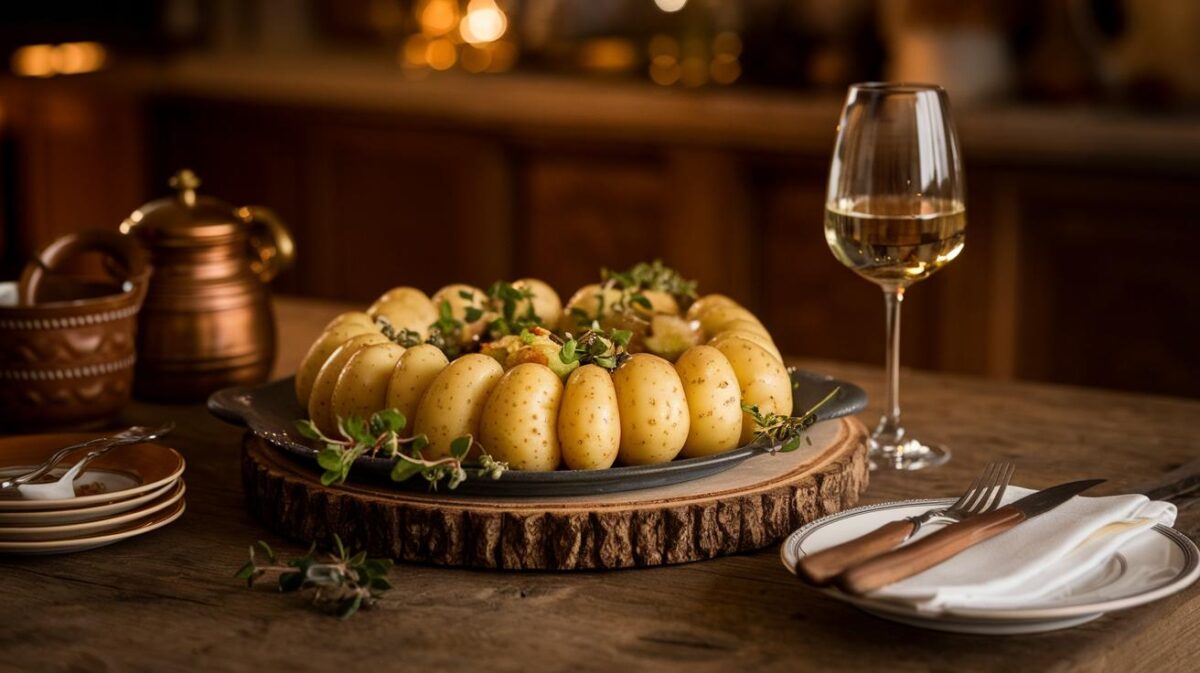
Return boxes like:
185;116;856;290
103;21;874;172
872;486;1177;612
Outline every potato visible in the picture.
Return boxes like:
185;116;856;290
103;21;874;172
558;364;621;470
331;342;407;426
384;344;449;434
713;336;793;444
295;321;379;407
322;311;376;333
368;289;438;340
720;318;773;340
372;286;432;309
308;333;390;435
611;353;690;465
675;346;743;457
479;363;563;471
709;329;782;362
413;353;503;459
697;303;766;338
686;294;739;322
636;290;680;318
513;278;563;328
560;283;623;331
431;284;489;346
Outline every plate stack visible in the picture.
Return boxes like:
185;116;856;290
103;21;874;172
0;433;186;555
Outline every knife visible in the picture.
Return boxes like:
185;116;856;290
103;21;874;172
835;479;1104;596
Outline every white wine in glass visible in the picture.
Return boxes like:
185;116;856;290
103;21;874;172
825;84;965;471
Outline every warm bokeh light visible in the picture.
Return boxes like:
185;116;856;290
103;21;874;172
580;38;635;73
11;44;56;77
654;0;688;13
649;55;680;86
648;34;679;60
425;37;457;70
710;54;741;85
419;0;458;37
402;35;429;67
54;41;106;74
11;42;106;77
713;32;742;58
460;0;507;45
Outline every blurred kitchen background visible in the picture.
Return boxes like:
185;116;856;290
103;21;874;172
0;0;1197;397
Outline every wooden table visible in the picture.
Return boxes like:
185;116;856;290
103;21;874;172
4;296;1198;672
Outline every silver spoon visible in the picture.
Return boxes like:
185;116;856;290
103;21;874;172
1;423;175;496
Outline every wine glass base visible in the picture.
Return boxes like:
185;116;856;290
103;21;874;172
868;438;950;471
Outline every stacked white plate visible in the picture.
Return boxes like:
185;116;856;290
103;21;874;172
0;433;186;555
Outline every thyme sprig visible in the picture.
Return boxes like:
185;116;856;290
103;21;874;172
375;316;422;348
558;326;633;371
426;299;468;359
234;537;392;619
484;280;540;338
296;410;507;490
603;260;698;309
743;386;842;453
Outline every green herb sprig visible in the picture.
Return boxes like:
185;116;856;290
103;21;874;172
375;316;423;348
743;386;841;453
297;410;507;490
425;299;467;359
234;537;392;619
603;260;698;309
558;326;633;371
484;281;540;338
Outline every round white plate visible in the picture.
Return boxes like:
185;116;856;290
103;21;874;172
0;478;178;525
0;498;185;555
0;480;185;541
781;497;1200;635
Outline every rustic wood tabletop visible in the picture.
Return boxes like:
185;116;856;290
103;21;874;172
3;296;1197;673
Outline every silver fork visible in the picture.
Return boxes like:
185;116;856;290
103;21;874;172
796;461;1015;585
0;423;176;491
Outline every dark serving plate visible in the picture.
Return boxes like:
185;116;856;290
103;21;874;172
208;369;867;497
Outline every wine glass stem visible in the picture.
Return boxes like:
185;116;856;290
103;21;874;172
875;286;905;444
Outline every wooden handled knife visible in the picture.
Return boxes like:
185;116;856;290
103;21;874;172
836;479;1104;596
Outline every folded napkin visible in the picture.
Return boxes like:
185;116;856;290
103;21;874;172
872;486;1177;612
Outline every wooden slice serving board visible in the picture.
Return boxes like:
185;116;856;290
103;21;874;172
241;416;869;570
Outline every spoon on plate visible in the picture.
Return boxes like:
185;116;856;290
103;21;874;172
1;423;175;499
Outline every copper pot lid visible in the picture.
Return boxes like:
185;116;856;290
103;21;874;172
120;169;244;244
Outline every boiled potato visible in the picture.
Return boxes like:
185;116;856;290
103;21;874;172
479;363;563;471
686;294;739;322
322;311;376;333
675;346;743;457
412;353;503;459
611;353;690;465
636;290;680;318
513;278;563;328
431;284;489;346
295;321;379;408
697;303;766;338
331;342;407;426
720;318;773;340
713;335;793;444
558;364;621;470
560;283;623;331
308;332;390;435
384;344;449;434
368;288;438;340
709;329;782;362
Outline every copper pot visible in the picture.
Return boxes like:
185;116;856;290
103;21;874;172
121;169;295;402
0;230;149;430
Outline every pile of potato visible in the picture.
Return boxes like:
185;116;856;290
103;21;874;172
295;280;791;471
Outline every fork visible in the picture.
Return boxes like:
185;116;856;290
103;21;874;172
795;461;1015;586
0;423;175;492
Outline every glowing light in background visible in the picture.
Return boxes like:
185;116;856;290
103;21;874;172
460;0;507;45
11;42;106;78
425;38;457;70
420;0;458;36
654;0;688;13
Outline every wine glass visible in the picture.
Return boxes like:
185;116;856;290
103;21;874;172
824;83;965;471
